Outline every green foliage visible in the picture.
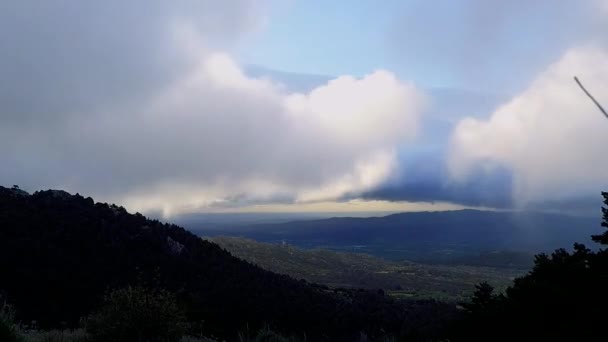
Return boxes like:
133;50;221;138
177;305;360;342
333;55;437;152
0;301;23;342
85;286;185;342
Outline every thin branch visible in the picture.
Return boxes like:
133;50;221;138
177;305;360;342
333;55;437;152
574;76;608;119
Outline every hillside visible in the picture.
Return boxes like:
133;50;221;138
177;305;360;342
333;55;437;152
0;186;459;341
194;210;601;262
210;236;524;300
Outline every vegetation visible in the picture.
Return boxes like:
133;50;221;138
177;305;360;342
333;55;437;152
3;184;608;341
86;286;185;342
459;192;608;341
210;236;522;300
0;300;23;342
20;329;87;342
0;186;458;341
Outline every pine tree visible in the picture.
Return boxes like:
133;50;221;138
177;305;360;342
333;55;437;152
591;192;608;244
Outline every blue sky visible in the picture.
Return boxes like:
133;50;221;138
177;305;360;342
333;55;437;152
239;1;396;79
238;0;603;92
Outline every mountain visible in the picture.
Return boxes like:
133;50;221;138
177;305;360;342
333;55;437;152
192;210;601;262
0;186;458;341
210;236;524;300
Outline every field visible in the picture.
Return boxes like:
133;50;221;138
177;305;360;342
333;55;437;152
210;236;525;301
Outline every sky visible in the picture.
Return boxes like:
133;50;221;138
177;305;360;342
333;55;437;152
1;0;608;217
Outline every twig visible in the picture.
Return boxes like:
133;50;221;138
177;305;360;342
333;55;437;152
574;76;608;119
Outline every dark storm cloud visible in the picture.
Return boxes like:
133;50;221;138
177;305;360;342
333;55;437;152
360;154;514;208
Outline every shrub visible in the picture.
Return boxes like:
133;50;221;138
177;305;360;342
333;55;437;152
20;328;87;342
86;286;185;342
0;300;23;342
238;326;303;342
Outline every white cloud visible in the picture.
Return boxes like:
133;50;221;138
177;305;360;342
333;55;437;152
285;71;421;147
110;55;424;215
449;46;608;205
295;151;398;203
390;0;608;91
0;2;426;216
597;0;608;13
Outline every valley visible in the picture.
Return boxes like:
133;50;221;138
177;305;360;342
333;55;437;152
210;236;525;301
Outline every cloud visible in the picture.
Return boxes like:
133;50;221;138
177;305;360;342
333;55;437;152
115;61;424;216
362;153;513;208
12;1;607;215
389;0;608;90
449;46;608;205
0;1;426;216
0;1;268;121
245;68;519;208
598;0;608;13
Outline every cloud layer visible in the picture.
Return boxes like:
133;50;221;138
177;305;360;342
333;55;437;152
449;47;608;205
3;1;608;216
390;0;608;90
0;1;425;216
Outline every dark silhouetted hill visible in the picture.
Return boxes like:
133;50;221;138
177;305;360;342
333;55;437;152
0;186;458;341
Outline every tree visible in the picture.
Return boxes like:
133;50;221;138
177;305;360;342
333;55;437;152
464;282;496;313
458;191;608;341
591;192;608;244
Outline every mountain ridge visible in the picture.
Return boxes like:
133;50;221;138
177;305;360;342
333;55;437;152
0;186;457;341
192;208;601;262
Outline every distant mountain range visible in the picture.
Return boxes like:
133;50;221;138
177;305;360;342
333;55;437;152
192;210;602;262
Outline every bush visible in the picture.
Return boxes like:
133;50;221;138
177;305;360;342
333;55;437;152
21;329;88;342
237;326;306;342
86;286;185;342
249;327;293;342
0;300;23;342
